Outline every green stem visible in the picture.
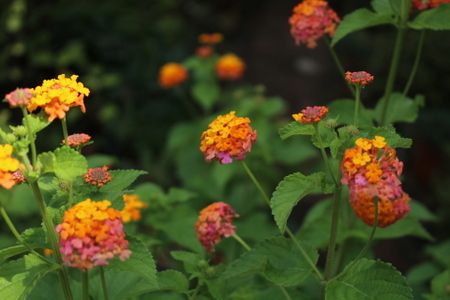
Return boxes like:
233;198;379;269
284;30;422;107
403;30;426;96
324;187;342;280
100;267;109;300
313;124;338;186
21;107;37;166
82;270;89;300
29;181;73;300
380;27;406;126
231;233;251;251
354;198;379;262
353;85;361;127
175;87;198;118
323;38;355;96
240;161;323;280
61;117;69;145
241;161;271;206
0;206;52;264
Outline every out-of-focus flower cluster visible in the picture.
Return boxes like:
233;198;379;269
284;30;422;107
345;71;374;86
341;136;410;227
412;0;450;10
121;194;148;223
289;0;340;48
292;106;329;124
65;133;92;148
28;74;90;122
198;33;224;45
4;88;32;108
158;63;189;89
195;202;238;252
215;53;246;80
56;199;131;270
200;111;257;164
0;144;20;189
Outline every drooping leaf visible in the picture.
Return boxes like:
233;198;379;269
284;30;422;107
0;245;28;264
332;9;395;46
374;93;424;124
325;258;413;299
53;146;88;182
409;4;450;30
224;236;318;287
0;254;58;300
278;122;314;140
271;172;333;233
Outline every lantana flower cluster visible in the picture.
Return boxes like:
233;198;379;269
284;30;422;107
215;53;246;80
121;194;148;223
345;71;375;86
158;63;189;89
292;105;329;124
289;0;340;48
0;144;20;189
200;111;257;164
56;199;131;270
341;136;411;227
195;202;238;252
28;74;90;122
412;0;450;10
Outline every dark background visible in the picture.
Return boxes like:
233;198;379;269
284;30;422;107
1;0;449;273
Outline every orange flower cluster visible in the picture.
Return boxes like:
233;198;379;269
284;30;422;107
341;136;410;227
198;33;224;45
56;199;131;269
345;71;374;86
84;166;112;187
195;202;238;252
215;54;245;80
158;63;188;89
292;106;328;124
121;194;148;223
200;111;257;164
196;46;214;58
289;0;340;48
28;74;90;122
4;88;32;108
65;133;92;148
0;144;20;189
412;0;450;9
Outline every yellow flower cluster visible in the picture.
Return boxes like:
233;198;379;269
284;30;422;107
0;144;20;189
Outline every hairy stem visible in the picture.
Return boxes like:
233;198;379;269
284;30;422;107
403;30;426;96
324;187;342;280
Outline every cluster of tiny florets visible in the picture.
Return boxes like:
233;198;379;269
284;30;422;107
65;133;92;148
121;194;148;223
0;144;20;189
84;166;112;187
4;88;33;108
158;63;188;89
215;54;246;80
412;0;450;10
345;71;375;86
292;106;329;124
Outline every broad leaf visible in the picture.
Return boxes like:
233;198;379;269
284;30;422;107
224;236;318;287
0;254;58;300
409;4;450;30
37;152;55;174
157;270;189;293
332;9;395;46
362;126;412;148
170;250;203;275
192;81;220;111
374;93;424;124
53;146;88;181
0;245;28;264
271;172;333;233
328;99;374;126
326;258;412;299
278;122;314;140
100;169;147;193
22;114;50;135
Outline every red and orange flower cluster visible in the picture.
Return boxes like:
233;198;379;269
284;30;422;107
65;133;92;148
345;71;374;86
292;106;328;124
158;63;189;89
0;144;21;189
412;0;450;10
28;74;90;122
4;88;32;108
341;136;410;227
289;0;340;48
195;202;238;252
56;199;131;270
215;54;246;80
200;111;257;164
84;166;112;187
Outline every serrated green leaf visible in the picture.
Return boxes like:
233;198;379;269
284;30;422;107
0;254;58;300
157;270;189;293
332;9;395;46
37;152;55;174
21;227;47;248
409;4;450;30
192;81;220;111
375;93;424;124
53;146;88;181
0;245;28;264
22;114;50;135
326;258;413;299
100;169;147;193
224;236;318;287
108;236;157;288
362;126;412;148
271;172;333;232
170;250;203;274
278;122;314;140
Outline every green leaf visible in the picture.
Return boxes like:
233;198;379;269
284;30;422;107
192;81;220;111
409;4;450;30
362;126;412;148
167;187;196;203
0;245;28;264
407;262;440;286
108;236;158;288
37;152;55;174
326;258;413;299
0;254;58;300
22;114;50;135
426;241;450;268
271;172;333;232
157;270;189;293
53;146;88;181
224;236;318;287
100;169;147;193
374;93;424;124
328;99;374;126
21;227;47;248
332;9;395;46
371;0;394;14
170;250;203;274
278;122;314;140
